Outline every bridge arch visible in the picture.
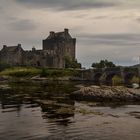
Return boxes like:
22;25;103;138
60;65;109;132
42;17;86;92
93;73;102;83
105;73;120;85
124;73;137;85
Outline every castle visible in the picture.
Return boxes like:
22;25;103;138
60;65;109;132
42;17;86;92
0;29;76;68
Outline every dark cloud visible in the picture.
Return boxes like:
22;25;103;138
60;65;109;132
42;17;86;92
0;0;140;67
15;0;119;10
8;19;38;31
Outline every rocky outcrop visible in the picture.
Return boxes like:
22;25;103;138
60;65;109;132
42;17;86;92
0;76;9;82
31;76;71;81
0;84;11;90
71;86;140;102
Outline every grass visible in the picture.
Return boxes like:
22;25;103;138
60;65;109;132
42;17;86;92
0;67;77;78
0;67;41;77
112;75;124;86
131;76;140;84
40;68;77;78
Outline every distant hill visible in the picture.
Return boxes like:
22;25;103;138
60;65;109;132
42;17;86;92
130;64;140;68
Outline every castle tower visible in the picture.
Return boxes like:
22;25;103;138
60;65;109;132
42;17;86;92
42;28;76;68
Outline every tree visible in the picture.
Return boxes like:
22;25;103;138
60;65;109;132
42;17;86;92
65;56;81;69
91;59;116;68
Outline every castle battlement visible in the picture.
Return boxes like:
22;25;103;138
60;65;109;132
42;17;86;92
0;29;76;68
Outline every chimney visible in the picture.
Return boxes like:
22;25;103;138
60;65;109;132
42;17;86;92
18;44;21;47
3;45;7;49
50;31;55;37
32;47;36;51
64;28;69;34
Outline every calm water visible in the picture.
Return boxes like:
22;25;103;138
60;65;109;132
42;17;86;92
0;81;140;140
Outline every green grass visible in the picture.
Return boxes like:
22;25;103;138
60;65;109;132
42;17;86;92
131;76;140;84
0;67;41;77
112;75;124;86
40;68;77;78
0;67;77;78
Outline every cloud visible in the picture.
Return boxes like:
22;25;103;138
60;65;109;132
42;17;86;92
1;0;140;68
0;6;4;14
136;17;140;22
92;15;108;19
77;33;140;46
7;19;38;31
76;33;140;67
15;0;119;11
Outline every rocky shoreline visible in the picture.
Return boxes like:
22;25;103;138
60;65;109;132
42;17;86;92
71;85;140;102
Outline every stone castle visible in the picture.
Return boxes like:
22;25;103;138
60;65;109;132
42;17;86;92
0;29;76;68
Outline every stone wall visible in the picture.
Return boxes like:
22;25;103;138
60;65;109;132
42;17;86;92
42;29;76;68
0;44;24;66
0;29;76;68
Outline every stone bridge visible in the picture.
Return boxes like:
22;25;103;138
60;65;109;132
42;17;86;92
76;67;140;85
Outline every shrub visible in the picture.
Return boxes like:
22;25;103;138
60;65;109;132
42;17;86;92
0;62;11;71
65;56;81;69
112;75;124;86
131;76;139;84
92;59;116;69
40;69;63;77
40;68;77;78
40;68;48;77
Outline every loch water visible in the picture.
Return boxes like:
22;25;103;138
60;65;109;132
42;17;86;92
0;81;140;140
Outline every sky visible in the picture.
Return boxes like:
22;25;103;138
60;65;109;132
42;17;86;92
1;0;140;68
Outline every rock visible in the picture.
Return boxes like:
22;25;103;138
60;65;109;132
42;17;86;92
0;84;11;90
31;76;47;81
127;111;140;119
31;76;70;81
71;85;140;102
0;76;9;82
132;83;139;89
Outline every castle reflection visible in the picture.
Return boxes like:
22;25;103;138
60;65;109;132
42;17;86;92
0;81;75;125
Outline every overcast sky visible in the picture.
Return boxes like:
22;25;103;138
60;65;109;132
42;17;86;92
1;0;140;68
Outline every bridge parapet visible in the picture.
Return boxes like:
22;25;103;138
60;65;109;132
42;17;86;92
73;67;139;85
103;67;121;72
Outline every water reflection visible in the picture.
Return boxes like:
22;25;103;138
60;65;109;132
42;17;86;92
0;82;76;123
0;81;140;140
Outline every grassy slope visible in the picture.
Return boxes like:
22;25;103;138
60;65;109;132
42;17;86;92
0;67;77;78
0;67;41;77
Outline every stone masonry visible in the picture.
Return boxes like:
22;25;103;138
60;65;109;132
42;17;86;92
0;29;76;68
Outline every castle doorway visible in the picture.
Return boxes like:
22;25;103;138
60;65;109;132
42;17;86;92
37;61;40;66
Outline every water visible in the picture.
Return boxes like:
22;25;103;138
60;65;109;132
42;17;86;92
0;81;140;140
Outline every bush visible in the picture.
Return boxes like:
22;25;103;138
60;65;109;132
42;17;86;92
131;76;139;84
92;59;116;69
40;68;77;78
0;62;11;71
65;56;81;69
40;68;47;77
40;69;63;77
112;75;124;86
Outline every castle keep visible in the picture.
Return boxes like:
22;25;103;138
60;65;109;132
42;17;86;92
0;29;76;68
